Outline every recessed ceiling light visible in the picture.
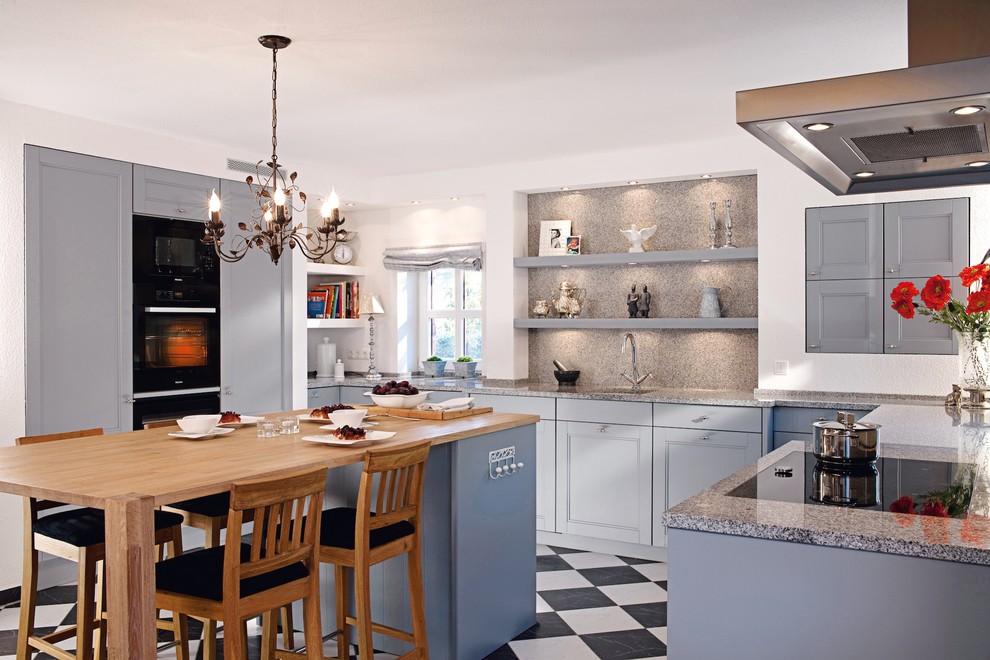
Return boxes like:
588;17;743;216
560;187;570;191
344;202;356;207
803;122;834;131
966;160;990;167
627;180;639;185
411;200;421;204
951;105;984;116
854;171;876;178
627;262;638;265
450;196;460;201
561;264;570;268
700;259;712;263
700;174;712;179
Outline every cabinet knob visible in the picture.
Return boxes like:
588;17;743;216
597;425;607;433
124;396;135;404
807;271;817;276
694;415;709;423
224;387;233;395
886;268;898;273
808;344;819;349
177;208;186;214
885;344;897;349
701;435;710;441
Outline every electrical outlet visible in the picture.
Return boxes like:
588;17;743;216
361;349;369;359
346;349;355;359
773;360;789;376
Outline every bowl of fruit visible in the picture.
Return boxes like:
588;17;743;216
365;380;430;408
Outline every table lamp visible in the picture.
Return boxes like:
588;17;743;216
359;294;385;379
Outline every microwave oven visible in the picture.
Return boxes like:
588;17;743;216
133;215;219;285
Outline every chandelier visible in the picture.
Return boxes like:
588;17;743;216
203;35;346;265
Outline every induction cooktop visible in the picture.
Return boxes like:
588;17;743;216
727;449;973;512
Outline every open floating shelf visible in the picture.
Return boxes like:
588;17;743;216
306;263;369;277
306;318;365;329
513;318;758;330
513;246;757;269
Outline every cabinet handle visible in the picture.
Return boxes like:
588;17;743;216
124;397;135;404
224;387;233;395
886;268;898;273
597;425;607;433
177;208;186;214
700;435;710;441
808;344;819;349
693;415;709;423
807;271;817;276
885;344;897;349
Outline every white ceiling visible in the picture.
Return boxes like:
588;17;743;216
1;0;906;179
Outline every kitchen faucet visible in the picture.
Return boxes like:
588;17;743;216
620;333;653;392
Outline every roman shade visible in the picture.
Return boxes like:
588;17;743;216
382;243;483;272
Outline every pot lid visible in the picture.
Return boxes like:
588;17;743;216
813;411;880;432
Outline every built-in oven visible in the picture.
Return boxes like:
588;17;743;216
133;214;219;283
132;390;221;431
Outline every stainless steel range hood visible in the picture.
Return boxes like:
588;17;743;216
736;1;990;195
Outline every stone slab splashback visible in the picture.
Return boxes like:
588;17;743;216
527;175;758;390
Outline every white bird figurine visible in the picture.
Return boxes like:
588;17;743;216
620;223;657;252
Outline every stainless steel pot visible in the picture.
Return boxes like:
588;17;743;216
812;411;880;463
811;460;880;507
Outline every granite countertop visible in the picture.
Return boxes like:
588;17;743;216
664;403;990;565
310;376;942;409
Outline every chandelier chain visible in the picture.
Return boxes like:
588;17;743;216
271;46;278;165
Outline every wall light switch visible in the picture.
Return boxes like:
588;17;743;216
773;360;789;376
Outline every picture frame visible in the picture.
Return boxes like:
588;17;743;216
565;235;581;255
538;220;572;256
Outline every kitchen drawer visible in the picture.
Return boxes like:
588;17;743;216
556;398;652;427
663;427;761;449
307;386;340;408
470;394;554;420
773;406;850;433
339;385;370;405
653;403;762;433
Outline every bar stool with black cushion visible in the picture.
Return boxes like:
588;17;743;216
155;467;328;660
15;428;188;660
144;420;287;657
320;441;432;660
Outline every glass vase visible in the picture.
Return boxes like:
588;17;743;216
958;331;990;390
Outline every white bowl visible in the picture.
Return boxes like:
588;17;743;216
176;414;222;435
329;408;368;428
365;391;429;409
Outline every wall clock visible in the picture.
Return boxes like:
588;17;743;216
333;243;354;264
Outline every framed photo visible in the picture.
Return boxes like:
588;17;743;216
538;220;572;256
565;235;581;255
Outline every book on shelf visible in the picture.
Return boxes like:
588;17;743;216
310;280;360;319
307;289;329;319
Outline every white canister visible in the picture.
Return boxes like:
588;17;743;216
316;337;336;377
333;358;345;379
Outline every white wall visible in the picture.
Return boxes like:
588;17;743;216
0;98;370;589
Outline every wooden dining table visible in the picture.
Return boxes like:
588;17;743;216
0;409;538;658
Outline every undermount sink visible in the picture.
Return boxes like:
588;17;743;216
589;388;657;395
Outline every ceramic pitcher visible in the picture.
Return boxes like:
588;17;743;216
699;286;729;318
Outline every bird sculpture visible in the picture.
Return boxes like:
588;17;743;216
620;223;658;252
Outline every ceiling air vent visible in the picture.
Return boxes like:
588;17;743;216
848;125;986;163
226;157;286;179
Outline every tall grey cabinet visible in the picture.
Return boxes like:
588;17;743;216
806;198;969;355
25;147;134;434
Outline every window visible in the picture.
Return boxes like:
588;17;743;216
421;268;483;362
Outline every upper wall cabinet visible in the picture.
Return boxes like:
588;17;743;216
133;164;219;221
806;204;882;280
805;198;969;355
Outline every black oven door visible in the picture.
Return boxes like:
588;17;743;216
133;305;220;393
133;215;219;282
132;391;221;431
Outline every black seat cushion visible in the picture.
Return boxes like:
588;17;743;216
320;507;414;551
167;492;231;518
155;543;310;602
33;508;185;548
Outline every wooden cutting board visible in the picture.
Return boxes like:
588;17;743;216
362;405;494;420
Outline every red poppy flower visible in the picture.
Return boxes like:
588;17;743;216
920;275;952;310
967;288;990;315
890;281;920;302
891;298;915;319
889;495;915;514
960;264;990;287
920;499;951;518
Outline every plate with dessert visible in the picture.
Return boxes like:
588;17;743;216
299;404;362;423
216;411;264;428
302;425;396;447
318;421;379;431
168;427;236;441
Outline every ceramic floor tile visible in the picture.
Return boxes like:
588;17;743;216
536;569;593;591
621;602;668;629
560;552;627;570
631;562;668;581
511;612;575;640
617;555;657;566
546;545;587;555
536;544;555;556
538;587;616;612
581;628;668;659
578;566;651;587
599;582;667;606
556;606;641;635
535;594;552;614
483;643;520;659
509;634;600;660
537;554;574;572
648;626;668;645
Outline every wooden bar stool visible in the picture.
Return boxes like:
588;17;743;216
15;428;188;660
155;467;327;660
319;441;431;660
144;420;290;657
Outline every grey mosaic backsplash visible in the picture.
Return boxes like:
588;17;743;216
527;175;758;390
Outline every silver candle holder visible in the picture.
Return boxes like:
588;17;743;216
722;199;736;248
709;202;718;249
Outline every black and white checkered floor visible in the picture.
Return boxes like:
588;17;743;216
0;544;667;659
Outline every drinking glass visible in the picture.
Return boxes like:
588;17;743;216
280;416;300;435
256;418;278;438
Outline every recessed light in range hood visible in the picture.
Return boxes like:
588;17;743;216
736;0;990;196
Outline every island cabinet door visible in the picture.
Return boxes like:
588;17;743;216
555;421;653;544
307;386;340;408
654;428;761;546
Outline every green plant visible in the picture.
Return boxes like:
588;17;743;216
426;355;442;361
456;356;474;362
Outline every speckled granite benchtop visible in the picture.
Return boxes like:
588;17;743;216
310;377;943;409
664;403;990;566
